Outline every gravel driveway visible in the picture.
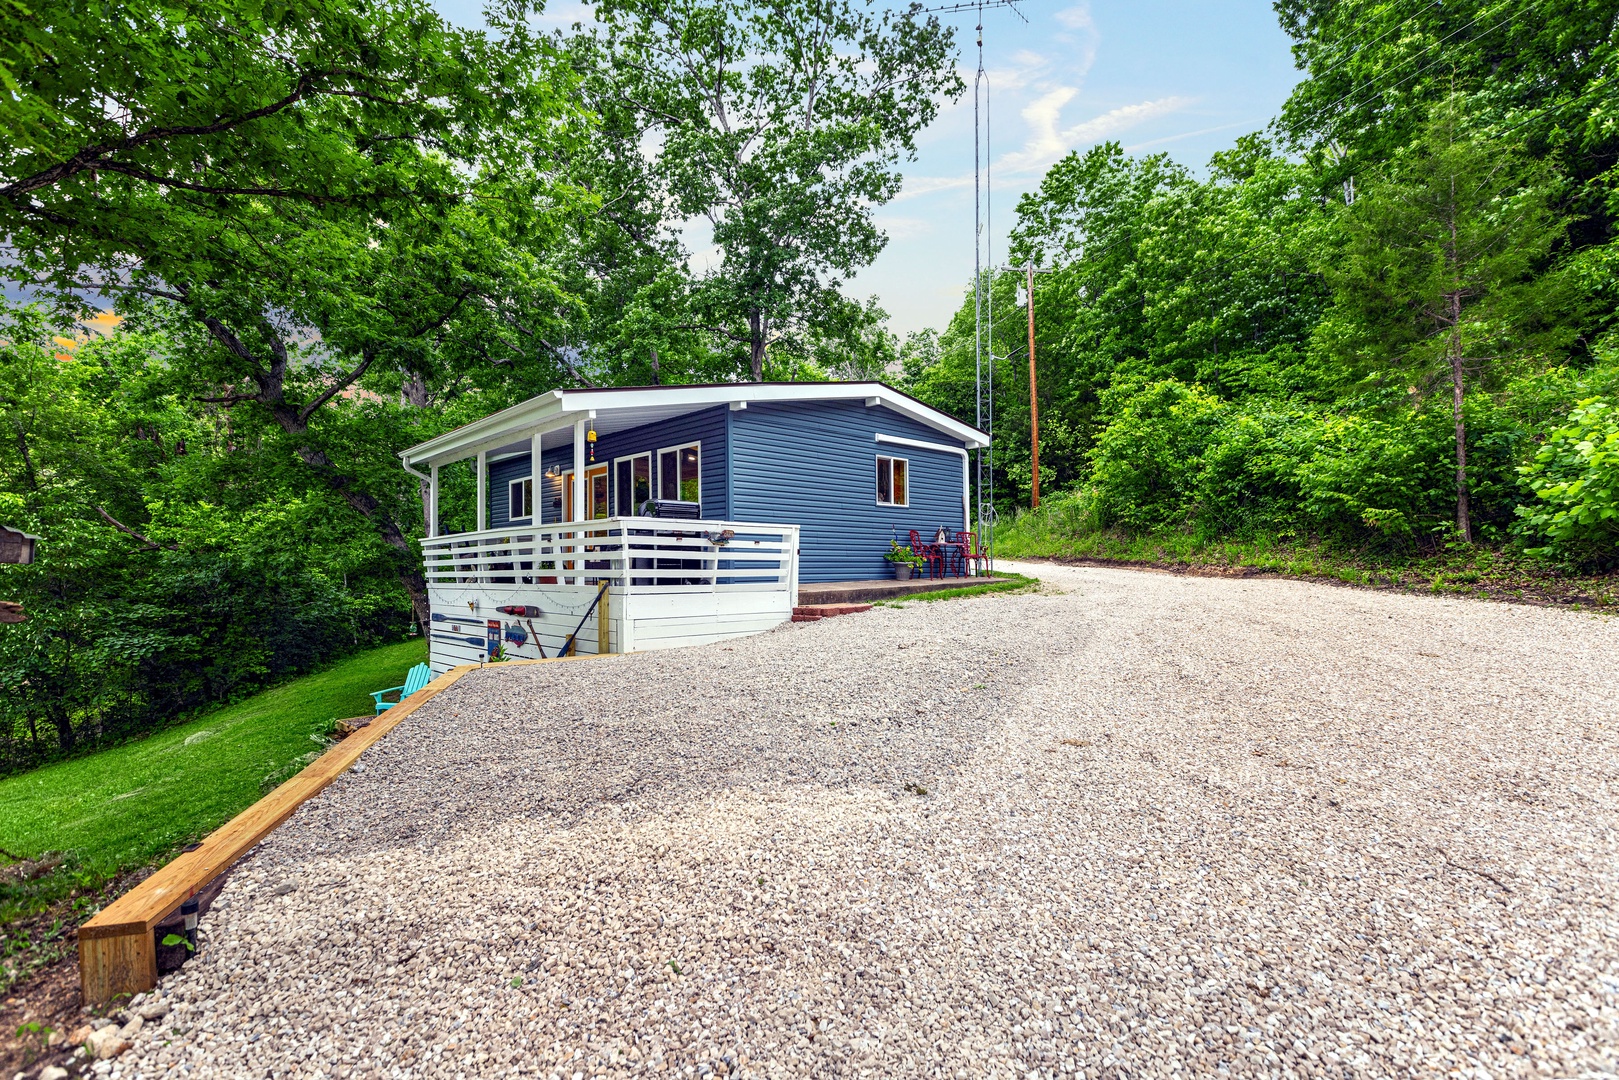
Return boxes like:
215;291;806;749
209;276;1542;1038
120;563;1619;1079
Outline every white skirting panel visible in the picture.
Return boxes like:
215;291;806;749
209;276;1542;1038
420;517;800;674
426;583;793;674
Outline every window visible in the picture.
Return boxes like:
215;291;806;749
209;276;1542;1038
508;477;533;520
876;456;908;507
615;453;653;515
658;442;701;503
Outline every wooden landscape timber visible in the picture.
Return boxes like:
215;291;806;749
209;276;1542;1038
76;651;615;1005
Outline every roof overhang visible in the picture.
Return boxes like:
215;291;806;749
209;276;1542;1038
400;382;989;469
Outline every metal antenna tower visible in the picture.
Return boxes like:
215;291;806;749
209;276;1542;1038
917;0;1024;570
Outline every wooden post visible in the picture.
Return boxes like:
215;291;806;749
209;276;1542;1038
1027;261;1040;511
597;585;610;655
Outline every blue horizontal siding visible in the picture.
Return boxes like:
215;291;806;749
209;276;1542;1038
728;401;969;582
486;407;730;528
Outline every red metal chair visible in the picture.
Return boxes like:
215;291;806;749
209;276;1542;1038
907;529;943;579
957;531;987;576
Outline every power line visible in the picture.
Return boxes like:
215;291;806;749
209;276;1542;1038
1298;0;1541;132
1291;0;1442;88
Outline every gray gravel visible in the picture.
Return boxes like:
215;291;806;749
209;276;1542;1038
117;562;1619;1079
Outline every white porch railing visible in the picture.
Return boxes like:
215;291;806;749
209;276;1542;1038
420;517;799;593
418;518;800;671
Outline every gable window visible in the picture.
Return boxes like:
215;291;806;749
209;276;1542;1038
876;455;908;507
658;442;701;503
508;477;533;520
616;452;652;515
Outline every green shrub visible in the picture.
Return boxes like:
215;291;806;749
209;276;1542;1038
1090;380;1225;530
1516;398;1619;566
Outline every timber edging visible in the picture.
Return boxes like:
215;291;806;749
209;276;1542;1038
76;654;610;1005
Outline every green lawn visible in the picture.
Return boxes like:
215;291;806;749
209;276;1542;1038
0;638;426;881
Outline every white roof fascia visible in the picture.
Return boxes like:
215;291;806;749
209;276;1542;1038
438;409;593;469
400;391;566;466
558;384;989;447
400;383;989;464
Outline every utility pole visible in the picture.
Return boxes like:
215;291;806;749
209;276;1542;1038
1025;261;1039;509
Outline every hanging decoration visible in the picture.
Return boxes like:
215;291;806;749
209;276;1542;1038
586;425;598;463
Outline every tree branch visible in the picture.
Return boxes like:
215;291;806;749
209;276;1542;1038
94;506;178;551
296;349;376;424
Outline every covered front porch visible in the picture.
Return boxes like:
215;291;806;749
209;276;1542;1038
418;516;799;673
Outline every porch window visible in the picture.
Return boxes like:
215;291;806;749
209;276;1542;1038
876;455;908;507
658;442;700;504
616;452;652;515
508;477;533;520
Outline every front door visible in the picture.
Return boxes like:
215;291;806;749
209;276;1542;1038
563;466;611;521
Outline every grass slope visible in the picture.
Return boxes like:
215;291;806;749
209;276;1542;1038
0;638;425;889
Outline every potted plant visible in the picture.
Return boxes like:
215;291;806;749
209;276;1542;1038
884;540;924;580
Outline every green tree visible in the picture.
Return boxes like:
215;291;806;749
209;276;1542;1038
587;0;962;379
1322;99;1575;541
2;0;585;624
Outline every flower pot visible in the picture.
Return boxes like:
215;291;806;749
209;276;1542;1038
893;562;913;580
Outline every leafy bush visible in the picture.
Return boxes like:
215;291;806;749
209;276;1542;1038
1090;380;1225;530
1516;398;1619;566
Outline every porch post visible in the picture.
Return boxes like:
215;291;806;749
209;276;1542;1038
572;418;586;523
530;432;543;524
428;463;439;538
476;450;487;532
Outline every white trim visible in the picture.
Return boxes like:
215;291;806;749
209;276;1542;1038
476;450;487;532
507;477;533;522
875;432;970;533
656;440;701;505
572;420;586;523
399;382;987;466
613;451;653;516
530;431;543;525
728;400;747;411
427;463;439;538
875;454;910;508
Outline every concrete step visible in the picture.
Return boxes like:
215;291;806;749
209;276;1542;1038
792;603;873;620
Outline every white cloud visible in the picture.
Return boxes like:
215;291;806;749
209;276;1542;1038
896;94;1193;200
1124;119;1262;152
874;215;934;240
1054;3;1095;32
994;94;1193;176
1051;3;1099;78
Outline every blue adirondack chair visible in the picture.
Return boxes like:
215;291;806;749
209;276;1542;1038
371;662;433;715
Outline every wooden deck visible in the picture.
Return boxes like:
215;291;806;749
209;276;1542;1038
796;576;1010;605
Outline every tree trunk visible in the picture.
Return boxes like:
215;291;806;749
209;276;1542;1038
749;309;765;381
1450;304;1471;543
650;347;661;385
402;371;433;563
49;704;74;754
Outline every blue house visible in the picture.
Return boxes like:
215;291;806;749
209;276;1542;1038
400;382;988;668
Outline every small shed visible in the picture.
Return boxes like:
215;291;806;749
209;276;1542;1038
400;382;988;669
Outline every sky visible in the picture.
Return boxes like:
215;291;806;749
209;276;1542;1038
432;0;1308;335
